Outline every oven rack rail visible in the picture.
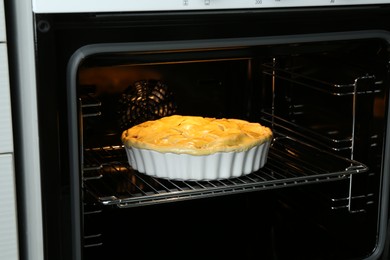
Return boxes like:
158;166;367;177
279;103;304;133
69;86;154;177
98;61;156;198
262;63;383;96
261;111;352;152
83;136;368;208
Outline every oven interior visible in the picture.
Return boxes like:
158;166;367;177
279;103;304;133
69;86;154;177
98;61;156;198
74;38;388;259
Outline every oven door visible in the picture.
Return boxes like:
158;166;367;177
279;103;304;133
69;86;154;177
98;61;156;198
6;2;390;260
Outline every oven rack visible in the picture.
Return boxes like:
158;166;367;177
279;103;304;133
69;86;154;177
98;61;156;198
83;136;368;208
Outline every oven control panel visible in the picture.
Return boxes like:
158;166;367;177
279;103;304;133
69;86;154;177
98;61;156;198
32;0;390;13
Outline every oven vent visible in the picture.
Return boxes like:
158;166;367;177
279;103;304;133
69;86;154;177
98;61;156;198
117;80;177;130
82;132;368;208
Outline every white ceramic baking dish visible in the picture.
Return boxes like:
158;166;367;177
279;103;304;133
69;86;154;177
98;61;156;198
124;139;271;181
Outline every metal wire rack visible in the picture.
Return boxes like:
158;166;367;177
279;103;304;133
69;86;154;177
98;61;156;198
83;135;367;208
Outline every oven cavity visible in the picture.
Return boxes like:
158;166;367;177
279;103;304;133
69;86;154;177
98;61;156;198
74;38;388;256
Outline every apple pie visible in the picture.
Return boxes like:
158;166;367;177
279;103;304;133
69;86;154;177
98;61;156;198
121;115;272;180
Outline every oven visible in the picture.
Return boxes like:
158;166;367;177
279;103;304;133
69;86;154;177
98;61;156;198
5;1;390;260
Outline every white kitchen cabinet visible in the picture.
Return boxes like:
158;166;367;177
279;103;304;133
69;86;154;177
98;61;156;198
0;1;19;259
0;0;5;42
0;44;13;154
0;154;19;260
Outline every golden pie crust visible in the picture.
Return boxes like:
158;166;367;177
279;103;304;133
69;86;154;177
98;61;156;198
121;115;273;156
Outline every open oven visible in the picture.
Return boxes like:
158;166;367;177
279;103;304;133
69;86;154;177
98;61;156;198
5;1;390;260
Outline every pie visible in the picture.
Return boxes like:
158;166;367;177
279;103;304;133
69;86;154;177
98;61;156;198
121;115;273;180
121;115;272;155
